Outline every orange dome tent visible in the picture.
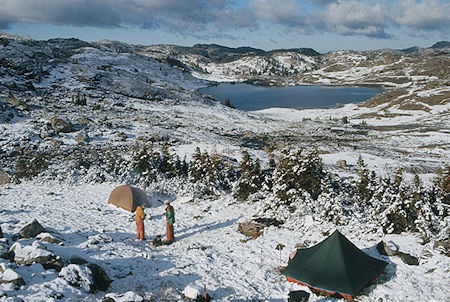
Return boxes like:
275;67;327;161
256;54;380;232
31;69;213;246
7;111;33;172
107;185;151;212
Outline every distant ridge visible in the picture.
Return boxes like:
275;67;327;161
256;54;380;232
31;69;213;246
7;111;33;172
430;41;450;49
399;41;449;53
400;46;421;54
268;48;321;56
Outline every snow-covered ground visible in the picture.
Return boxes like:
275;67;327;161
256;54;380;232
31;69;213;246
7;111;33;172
0;34;449;301
1;181;449;301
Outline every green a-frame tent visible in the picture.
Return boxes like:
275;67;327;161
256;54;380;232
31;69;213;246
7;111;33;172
282;230;388;299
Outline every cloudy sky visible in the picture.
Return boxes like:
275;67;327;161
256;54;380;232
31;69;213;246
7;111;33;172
0;0;449;52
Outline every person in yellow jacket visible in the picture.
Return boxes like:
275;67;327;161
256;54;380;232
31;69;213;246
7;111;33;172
135;205;146;240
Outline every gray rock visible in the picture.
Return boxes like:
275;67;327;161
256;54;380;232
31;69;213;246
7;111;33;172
117;131;127;141
59;263;111;293
69;256;88;265
434;238;450;256
74;130;90;145
19;219;45;238
59;264;94;293
0;239;13;260
39;125;55;139
0;170;11;185
377;240;419;265
336;159;348;169
36;232;63;245
7;97;28;111
0;268;25;286
398;252;419;266
376;240;399;256
10;242;63;271
50;116;73;133
77;117;90;125
88;263;111;292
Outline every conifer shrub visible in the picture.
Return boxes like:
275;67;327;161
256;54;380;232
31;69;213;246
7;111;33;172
188;147;233;193
435;165;450;194
272;148;324;203
234;150;264;201
129;142;185;183
356;155;376;201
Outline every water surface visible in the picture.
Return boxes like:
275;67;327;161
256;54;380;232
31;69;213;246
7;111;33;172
199;83;383;111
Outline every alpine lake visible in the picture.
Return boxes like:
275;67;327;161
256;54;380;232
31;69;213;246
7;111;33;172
199;83;384;111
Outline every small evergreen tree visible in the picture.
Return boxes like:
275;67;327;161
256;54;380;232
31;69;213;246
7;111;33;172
234;150;264;201
188;148;231;193
356;155;375;200
272;148;324;203
435;165;450;194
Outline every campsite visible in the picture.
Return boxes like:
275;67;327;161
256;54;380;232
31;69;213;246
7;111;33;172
0;181;448;301
0;17;449;302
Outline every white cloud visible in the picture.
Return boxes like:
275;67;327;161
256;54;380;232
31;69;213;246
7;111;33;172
251;0;303;23
390;0;450;33
323;0;390;38
0;0;253;39
0;0;448;41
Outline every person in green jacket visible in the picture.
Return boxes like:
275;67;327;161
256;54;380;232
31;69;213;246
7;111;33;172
164;200;175;243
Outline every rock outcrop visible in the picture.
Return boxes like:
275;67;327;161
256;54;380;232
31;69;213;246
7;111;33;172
19;219;45;238
10;241;63;271
377;240;420;265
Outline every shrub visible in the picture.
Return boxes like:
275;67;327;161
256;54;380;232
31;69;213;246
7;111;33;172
272;148;324;203
234;150;264;201
189;148;232;193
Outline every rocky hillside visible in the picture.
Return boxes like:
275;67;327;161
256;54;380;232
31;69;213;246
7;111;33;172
142;42;449;111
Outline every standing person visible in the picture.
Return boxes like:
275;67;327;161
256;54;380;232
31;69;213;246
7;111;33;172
135;205;146;240
164;200;175;243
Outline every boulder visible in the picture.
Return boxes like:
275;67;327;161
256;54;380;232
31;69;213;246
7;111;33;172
237;221;265;239
19;219;45;238
0;239;13;260
59;264;94;293
434;238;450;256
59;262;110;293
7;97;28;111
87;263;111;292
36;232;63;245
50;116;73;133
0;170;11;185
74;130;90;145
376;240;398;256
377;240;420;265
0;268;25;286
336;160;348;169
398;252;420;266
10;241;63;271
0;226;2;238
69;256;88;265
288;290;310;302
183;284;202;300
39;125;56;139
102;291;143;302
77;117;90;125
